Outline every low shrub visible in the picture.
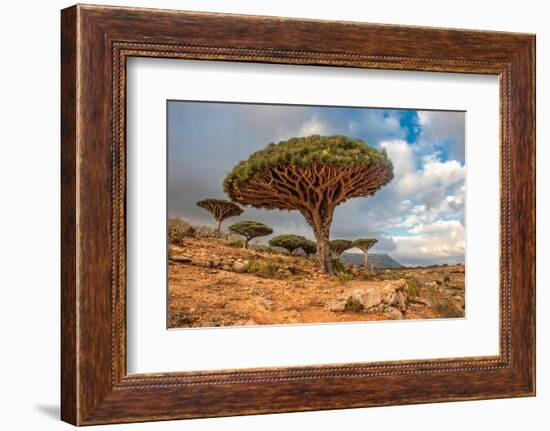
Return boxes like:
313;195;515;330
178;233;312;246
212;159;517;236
332;258;354;282
345;296;364;311
337;272;354;283
407;278;420;297
433;299;464;318
169;312;195;327
168;217;195;245
227;238;244;248
243;259;280;278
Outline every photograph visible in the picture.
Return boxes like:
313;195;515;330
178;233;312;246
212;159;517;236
167;101;466;328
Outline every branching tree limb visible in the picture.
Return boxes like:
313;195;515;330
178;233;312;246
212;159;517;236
224;135;393;273
329;239;353;259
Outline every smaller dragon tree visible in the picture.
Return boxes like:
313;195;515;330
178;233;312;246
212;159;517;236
196;198;243;236
269;234;309;256
301;239;317;258
329;239;353;260
228;221;273;248
352;238;378;271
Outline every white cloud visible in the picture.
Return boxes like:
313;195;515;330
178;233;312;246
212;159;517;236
392;220;465;265
297;116;330;137
381;140;465;209
329;139;466;265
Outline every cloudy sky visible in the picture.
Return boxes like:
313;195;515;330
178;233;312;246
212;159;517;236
168;101;465;266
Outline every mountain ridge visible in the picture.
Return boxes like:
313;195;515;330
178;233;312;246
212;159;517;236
341;252;403;269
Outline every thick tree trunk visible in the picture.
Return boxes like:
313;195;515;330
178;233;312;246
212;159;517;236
363;250;369;271
215;219;222;237
243;237;249;249
301;205;335;274
313;228;334;274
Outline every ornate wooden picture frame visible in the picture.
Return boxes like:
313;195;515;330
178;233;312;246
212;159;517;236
61;4;535;425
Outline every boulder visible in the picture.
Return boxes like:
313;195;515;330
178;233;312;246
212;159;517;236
350;287;382;310
384;306;404;320
410;296;432;307
233;260;247;272
329;279;409;314
380;279;409;310
328;301;346;312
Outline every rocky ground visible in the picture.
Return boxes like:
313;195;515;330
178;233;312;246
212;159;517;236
168;237;465;328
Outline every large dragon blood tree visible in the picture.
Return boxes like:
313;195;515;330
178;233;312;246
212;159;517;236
224;135;393;273
352;238;378;271
196;198;243;236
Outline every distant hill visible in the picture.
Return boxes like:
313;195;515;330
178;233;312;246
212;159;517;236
341;252;403;269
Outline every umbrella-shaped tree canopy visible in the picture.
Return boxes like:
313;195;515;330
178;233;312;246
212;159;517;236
196;198;243;235
329;239;353;259
224;135;393;273
352;238;378;271
269;234;309;255
228;220;273;248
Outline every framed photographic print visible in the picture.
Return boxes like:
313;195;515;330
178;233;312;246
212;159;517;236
61;4;535;425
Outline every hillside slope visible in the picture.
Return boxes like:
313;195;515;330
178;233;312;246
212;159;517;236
168;236;465;328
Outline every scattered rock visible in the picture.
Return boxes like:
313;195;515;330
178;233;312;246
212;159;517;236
409;296;432;307
328;301;346;312
276;269;293;278
259;298;274;311
351;287;382;309
233;260;247;272
329;279;410;314
379;279;409;310
285;309;301;323
384;306;404;320
171;255;192;264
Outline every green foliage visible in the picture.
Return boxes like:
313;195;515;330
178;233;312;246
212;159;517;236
226;238;244;248
332;258;354;282
332;258;346;273
242;259;280;278
168;217;195;245
329;239;353;258
224;135;394;193
407;278;420;297
228;221;273;242
269;234;309;254
352;238;378;250
345;296;363;311
337;272;354;283
301;239;317;257
196;198;243;218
